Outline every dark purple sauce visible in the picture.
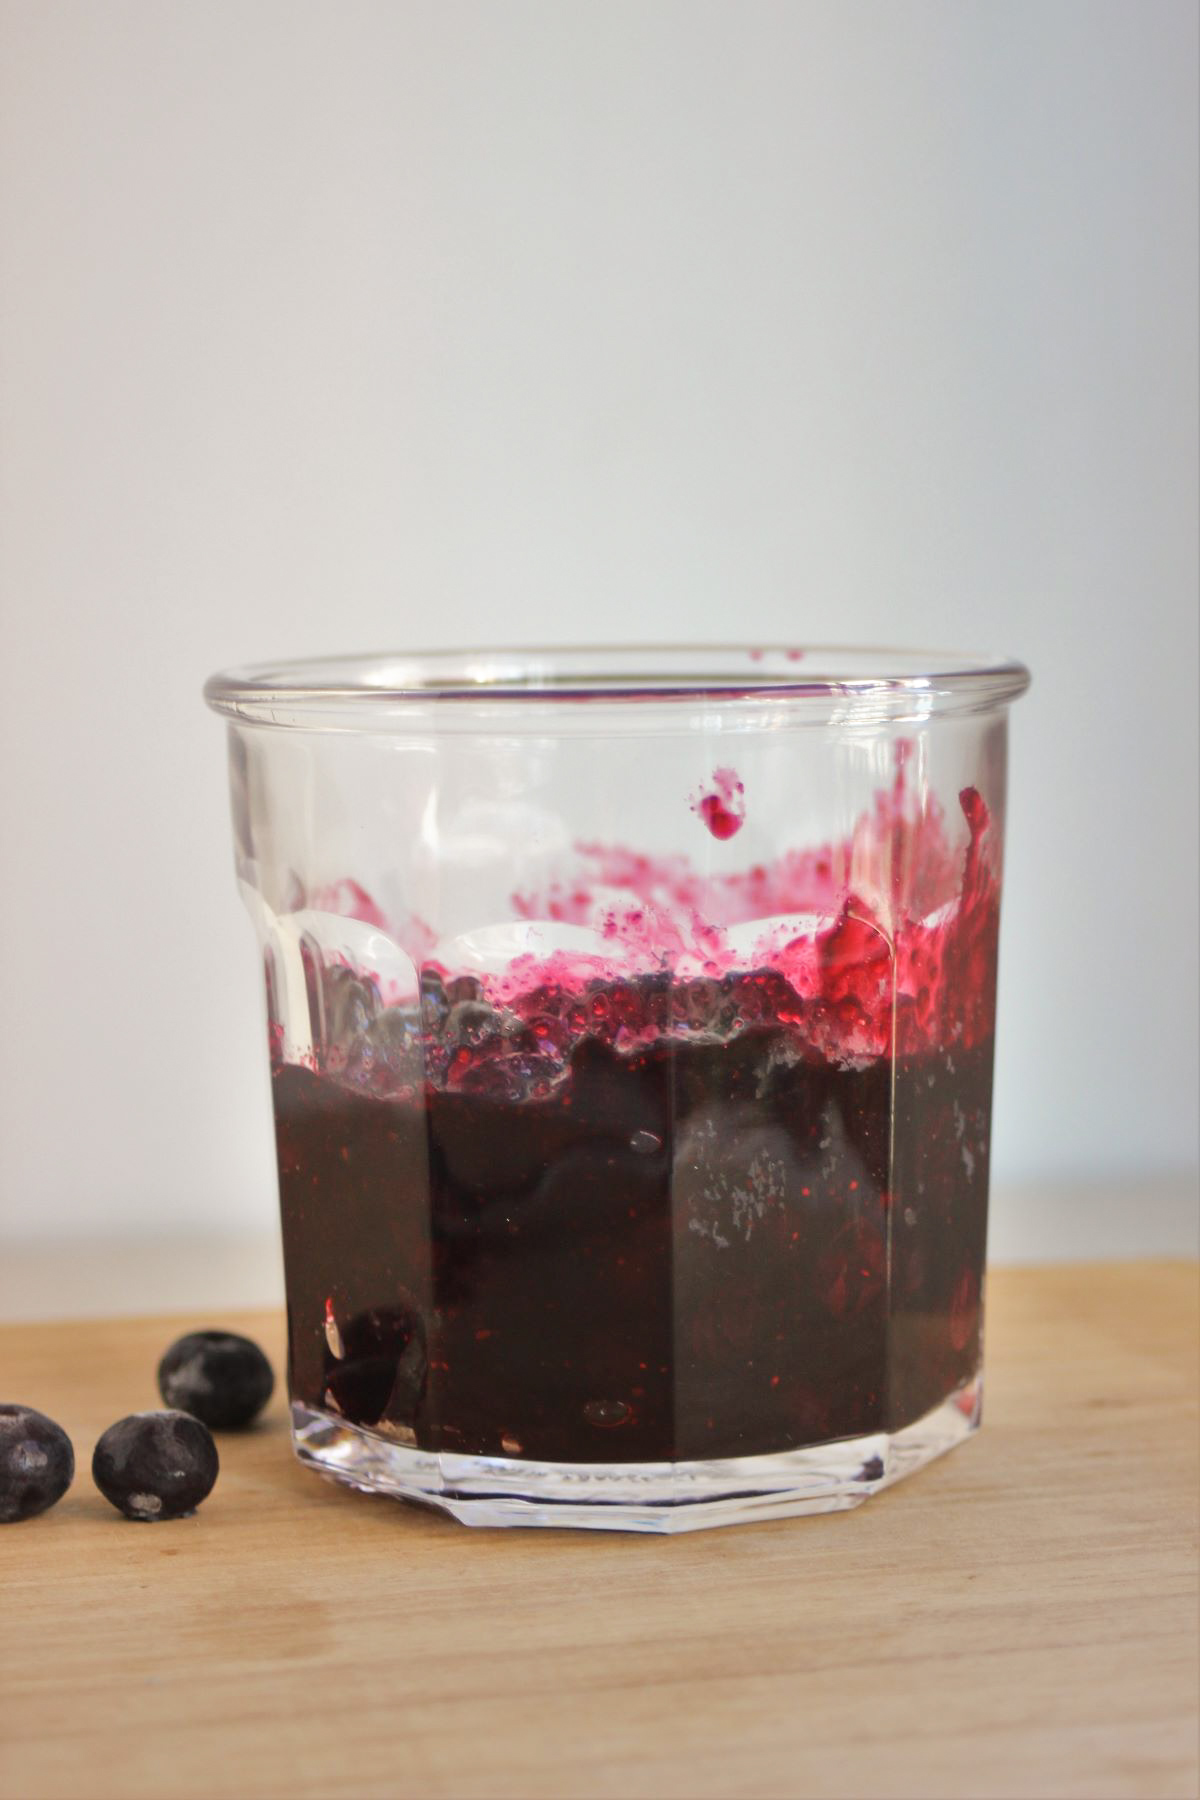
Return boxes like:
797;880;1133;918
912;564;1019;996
272;783;999;1466
275;1004;991;1464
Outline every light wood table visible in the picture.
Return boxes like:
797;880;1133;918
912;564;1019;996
1;1261;1196;1800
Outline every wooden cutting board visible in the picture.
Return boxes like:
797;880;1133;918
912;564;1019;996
0;1260;1196;1800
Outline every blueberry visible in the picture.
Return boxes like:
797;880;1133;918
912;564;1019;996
92;1411;219;1521
323;1300;427;1428
344;1006;422;1095
319;964;380;1070
446;999;507;1048
0;1404;75;1523
157;1330;275;1429
419;968;450;1032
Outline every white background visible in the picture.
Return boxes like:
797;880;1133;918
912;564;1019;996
1;1;1196;1273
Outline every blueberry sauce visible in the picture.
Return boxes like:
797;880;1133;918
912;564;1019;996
272;787;998;1467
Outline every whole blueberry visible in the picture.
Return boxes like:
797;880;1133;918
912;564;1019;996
323;1299;427;1429
157;1330;275;1430
0;1405;75;1523
92;1411;219;1521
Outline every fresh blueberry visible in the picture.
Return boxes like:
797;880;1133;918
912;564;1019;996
0;1404;75;1523
157;1330;275;1429
92;1411;219;1521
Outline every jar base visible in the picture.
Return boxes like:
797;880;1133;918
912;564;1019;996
291;1379;981;1533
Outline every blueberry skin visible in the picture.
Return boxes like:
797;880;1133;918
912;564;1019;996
157;1330;275;1430
0;1404;75;1523
92;1411;219;1521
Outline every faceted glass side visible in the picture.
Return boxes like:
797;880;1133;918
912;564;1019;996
214;665;1019;1531
263;939;992;1529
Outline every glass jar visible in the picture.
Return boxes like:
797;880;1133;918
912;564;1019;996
205;646;1029;1531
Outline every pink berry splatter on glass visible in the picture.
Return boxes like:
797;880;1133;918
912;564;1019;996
692;768;746;841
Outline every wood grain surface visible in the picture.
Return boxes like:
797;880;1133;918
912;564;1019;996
1;1260;1196;1800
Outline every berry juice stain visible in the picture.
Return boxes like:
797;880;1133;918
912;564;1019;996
272;775;999;1466
692;768;746;840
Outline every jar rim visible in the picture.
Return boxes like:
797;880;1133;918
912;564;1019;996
205;644;1031;726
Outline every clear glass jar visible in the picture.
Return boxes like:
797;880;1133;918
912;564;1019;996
205;646;1029;1531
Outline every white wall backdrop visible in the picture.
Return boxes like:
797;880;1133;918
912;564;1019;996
1;1;1196;1254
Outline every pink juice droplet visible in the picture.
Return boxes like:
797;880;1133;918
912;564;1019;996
692;768;746;840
